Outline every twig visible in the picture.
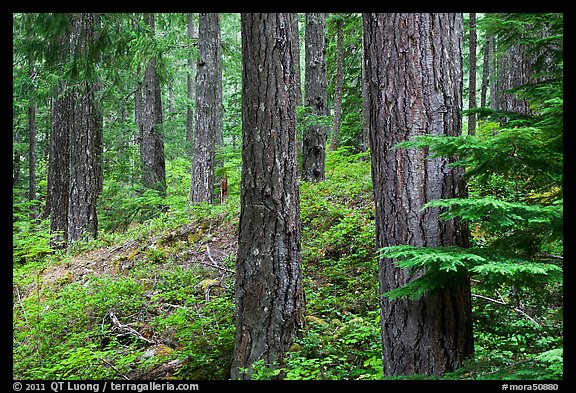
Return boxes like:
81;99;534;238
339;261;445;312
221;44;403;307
164;303;187;310
203;244;234;274
108;311;157;345
536;253;563;261
472;293;540;327
102;358;130;380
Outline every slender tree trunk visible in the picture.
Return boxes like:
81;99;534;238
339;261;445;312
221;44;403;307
232;13;305;380
140;13;166;194
489;36;496;109
468;13;477;135
190;13;222;204
291;13;302;107
480;36;492;108
28;66;37;219
301;13;328;182
361;31;369;153
363;13;474;376
186;13;196;152
329;14;344;151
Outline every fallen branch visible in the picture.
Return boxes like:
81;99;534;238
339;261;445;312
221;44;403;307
102;358;130;380
472;293;540;327
108;311;157;345
202;244;234;274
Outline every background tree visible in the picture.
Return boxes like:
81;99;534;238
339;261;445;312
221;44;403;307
468;13;477;135
363;13;473;376
326;13;364;152
290;13;302;107
190;13;223;204
301;13;328;182
186;13;197;152
480;34;494;108
139;13;166;194
329;14;344;151
232;13;305;379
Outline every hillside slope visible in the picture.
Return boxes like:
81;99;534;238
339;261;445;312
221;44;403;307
13;150;383;380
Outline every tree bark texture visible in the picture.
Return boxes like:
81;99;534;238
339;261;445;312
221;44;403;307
329;15;344;151
495;42;533;118
190;13;223;204
67;81;100;243
232;13;305;380
302;13;328;182
467;13;477;135
67;13;100;244
363;13;473;376
140;14;166;194
47;84;72;247
290;13;302;107
47;13;102;246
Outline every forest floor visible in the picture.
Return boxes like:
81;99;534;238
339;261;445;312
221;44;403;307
13;150;562;381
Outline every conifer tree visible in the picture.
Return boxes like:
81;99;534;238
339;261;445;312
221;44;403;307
363;12;473;376
232;13;304;379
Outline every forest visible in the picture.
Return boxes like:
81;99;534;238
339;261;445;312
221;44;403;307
13;13;563;382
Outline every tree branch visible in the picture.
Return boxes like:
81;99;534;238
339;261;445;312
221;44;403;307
472;293;540;326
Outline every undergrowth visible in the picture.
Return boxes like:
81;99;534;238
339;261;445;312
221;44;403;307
13;148;562;380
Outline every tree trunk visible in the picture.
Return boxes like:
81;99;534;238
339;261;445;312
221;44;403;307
67;81;100;243
291;14;302;107
301;13;327;182
140;13;166;194
480;35;492;108
467;13;477;135
232;13;305;380
495;41;533;119
489;36;496;109
28;66;37;219
329;15;344;151
291;14;303;162
67;13;101;244
361;31;369;153
186;13;196;152
190;13;222;204
47;83;72;248
363;13;474;376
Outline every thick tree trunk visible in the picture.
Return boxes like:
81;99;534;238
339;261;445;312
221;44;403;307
301;13;327;182
140;13;166;194
232;13;305;380
363;13;473;376
47;85;72;247
329;15;344;151
495;42;533;119
190;13;222;204
67;13;100;244
67;81;99;243
467;13;477;135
